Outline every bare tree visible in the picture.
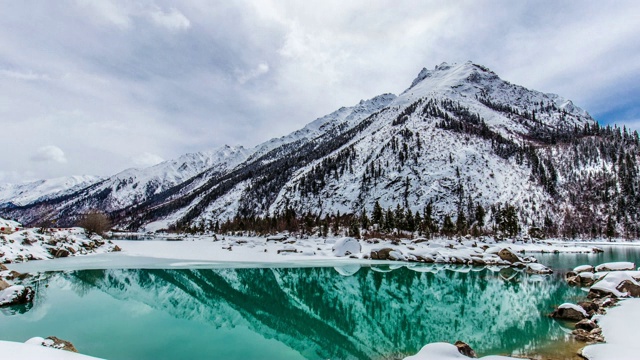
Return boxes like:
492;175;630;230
77;211;111;236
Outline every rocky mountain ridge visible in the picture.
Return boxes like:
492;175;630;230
2;62;638;238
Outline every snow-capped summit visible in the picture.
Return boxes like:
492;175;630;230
0;175;102;207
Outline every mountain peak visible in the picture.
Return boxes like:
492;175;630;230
406;61;497;92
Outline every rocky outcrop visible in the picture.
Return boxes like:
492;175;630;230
454;340;477;358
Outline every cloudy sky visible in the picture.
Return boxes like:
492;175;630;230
1;1;639;184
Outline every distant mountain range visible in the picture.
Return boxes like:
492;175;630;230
2;62;638;238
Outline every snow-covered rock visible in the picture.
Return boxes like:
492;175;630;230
332;237;361;257
0;285;34;306
595;262;635;272
403;342;519;360
0;224;118;264
551;303;588;321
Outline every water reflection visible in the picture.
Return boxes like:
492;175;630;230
7;265;585;359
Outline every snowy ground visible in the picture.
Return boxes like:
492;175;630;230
106;235;600;266
581;298;640;359
0;340;102;359
1;227;118;264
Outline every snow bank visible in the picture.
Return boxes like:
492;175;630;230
582;299;640;360
403;342;519;360
0;340;102;359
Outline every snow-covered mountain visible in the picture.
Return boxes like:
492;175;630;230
2;62;639;236
0;175;101;207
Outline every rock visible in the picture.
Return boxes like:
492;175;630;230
595;261;635;272
48;248;70;258
572;328;603;343
574;265;595;274
44;336;79;353
370;248;394;260
550;303;587;321
497;248;520;263
112;245;122;252
566;275;582;286
616;280;640;297
593;296;618;308
575;319;597;331
0;263;7;271
0;285;35;307
588;288;615;299
526;263;552;274
454;340;477;358
0;279;10;290
578;301;601;317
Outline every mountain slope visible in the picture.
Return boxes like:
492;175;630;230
0;175;102;207
2;62;639;237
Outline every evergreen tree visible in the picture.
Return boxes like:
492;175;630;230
441;215;456;237
455;210;468;235
474;204;485;228
372;201;384;227
606;216;616;239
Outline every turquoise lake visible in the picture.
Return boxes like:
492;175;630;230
1;246;640;360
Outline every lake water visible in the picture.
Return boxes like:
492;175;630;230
1;246;640;360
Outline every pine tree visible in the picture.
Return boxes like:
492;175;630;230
441;215;455;237
372;201;384;227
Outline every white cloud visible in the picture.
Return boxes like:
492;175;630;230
31;146;67;164
132;152;165;167
237;63;270;84
149;7;191;31
74;0;132;29
0;69;50;81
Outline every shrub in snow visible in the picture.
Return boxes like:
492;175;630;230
332;237;361;257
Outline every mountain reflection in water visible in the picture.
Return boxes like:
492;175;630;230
4;265;584;359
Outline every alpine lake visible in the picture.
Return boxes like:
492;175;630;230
2;245;640;360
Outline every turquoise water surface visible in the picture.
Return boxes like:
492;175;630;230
1;246;639;360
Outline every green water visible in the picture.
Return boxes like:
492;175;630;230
1;246;639;360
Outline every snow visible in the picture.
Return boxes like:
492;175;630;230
558;303;588;317
0;285;26;306
582;298;640;360
595;262;635;272
0;224;118;264
526;263;552;274
403;342;519;360
0;175;101;206
574;264;595;273
332;237;361;257
590;271;640;298
0;340;102;359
